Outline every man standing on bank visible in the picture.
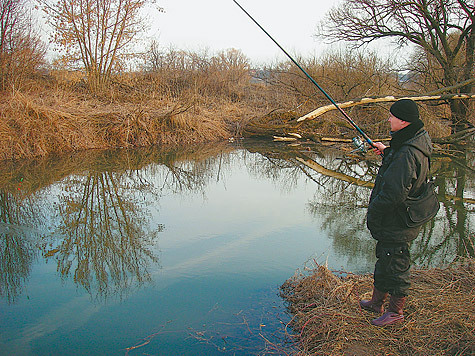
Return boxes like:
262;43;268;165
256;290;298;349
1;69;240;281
361;98;433;326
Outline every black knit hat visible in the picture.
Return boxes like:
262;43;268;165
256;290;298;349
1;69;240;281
390;99;420;122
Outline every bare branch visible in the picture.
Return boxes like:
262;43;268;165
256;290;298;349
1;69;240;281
43;0;154;91
318;0;474;133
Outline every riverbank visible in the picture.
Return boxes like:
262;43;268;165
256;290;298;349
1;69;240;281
1;66;467;161
280;259;475;355
0;85;246;161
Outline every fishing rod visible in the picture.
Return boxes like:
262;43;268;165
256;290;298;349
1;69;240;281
232;0;379;154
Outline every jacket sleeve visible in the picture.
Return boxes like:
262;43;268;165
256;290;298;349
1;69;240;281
367;149;418;233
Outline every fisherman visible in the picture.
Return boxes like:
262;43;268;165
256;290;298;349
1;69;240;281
361;98;433;326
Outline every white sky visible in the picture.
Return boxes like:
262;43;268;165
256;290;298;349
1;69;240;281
146;0;343;65
37;0;398;67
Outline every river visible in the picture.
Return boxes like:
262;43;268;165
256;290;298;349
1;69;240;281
0;140;473;355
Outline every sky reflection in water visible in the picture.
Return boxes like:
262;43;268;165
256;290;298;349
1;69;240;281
0;141;473;355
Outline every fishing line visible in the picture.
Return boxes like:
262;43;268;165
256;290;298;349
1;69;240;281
232;0;380;154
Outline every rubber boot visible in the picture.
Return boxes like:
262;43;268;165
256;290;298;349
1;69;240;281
371;295;406;326
359;287;388;313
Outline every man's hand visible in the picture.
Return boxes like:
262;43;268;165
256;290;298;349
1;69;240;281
372;142;387;156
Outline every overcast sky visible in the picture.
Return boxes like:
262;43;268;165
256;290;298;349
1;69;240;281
145;0;343;65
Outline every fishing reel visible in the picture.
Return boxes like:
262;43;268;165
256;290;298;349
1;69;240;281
351;136;368;154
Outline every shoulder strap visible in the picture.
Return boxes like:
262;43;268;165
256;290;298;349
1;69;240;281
406;145;432;197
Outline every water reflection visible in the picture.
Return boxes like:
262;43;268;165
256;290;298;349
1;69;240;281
414;150;475;266
276;146;475;269
0;140;473;354
52;171;161;300
0;189;46;303
0;142;473;303
0;144;236;303
238;142;473;274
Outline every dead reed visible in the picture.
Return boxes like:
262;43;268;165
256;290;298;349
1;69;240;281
1;47;470;161
0;83;241;160
280;259;475;356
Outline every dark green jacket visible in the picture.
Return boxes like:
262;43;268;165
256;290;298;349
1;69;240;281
366;127;432;243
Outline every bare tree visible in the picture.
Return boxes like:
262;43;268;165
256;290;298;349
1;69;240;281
319;0;475;133
0;0;45;90
43;0;162;92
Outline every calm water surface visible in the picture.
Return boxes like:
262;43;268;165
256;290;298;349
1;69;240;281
0;140;473;355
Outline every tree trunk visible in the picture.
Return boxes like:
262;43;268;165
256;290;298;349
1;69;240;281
449;99;471;133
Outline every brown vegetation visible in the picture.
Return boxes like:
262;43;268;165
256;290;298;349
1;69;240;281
280;259;475;356
0;61;251;160
320;0;475;133
1;0;473;163
1;44;473;161
0;0;46;91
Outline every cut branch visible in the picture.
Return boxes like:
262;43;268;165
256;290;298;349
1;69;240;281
297;93;475;122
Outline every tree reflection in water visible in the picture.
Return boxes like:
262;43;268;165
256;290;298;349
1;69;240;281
413;151;475;266
269;146;475;269
0;191;45;303
302;155;376;270
51;170;162;300
255;148;380;270
245;141;473;269
0;142;473;304
44;144;233;301
0;144;237;303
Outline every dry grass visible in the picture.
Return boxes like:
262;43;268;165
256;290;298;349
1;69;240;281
1;48;471;161
280;259;475;356
0;79;245;160
1;49;293;161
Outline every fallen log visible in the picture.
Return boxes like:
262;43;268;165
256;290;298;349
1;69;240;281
320;137;391;143
320;137;353;143
273;136;297;142
297;93;475;122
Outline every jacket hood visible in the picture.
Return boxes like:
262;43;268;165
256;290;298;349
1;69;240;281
404;129;432;157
